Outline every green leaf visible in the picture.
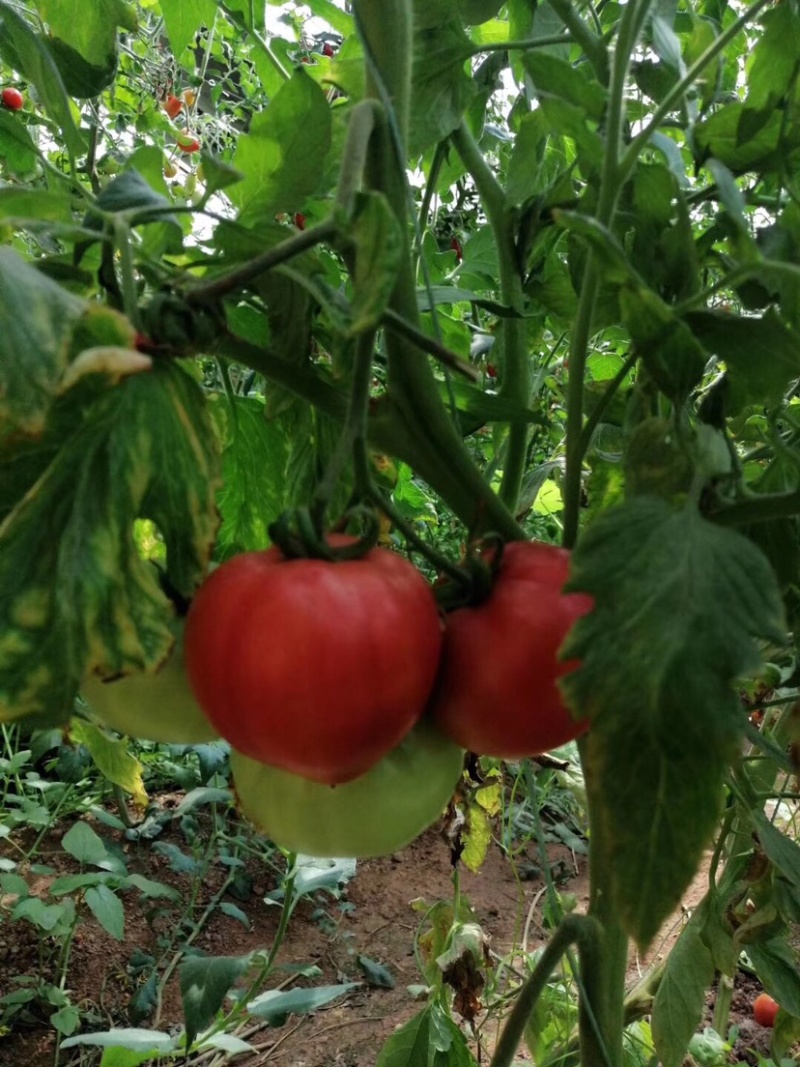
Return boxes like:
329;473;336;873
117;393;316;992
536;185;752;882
34;0;136;69
62;822;110;866
70;719;148;807
684;309;800;409
215;396;289;556
563;499;785;948
409;0;475;156
694;103;786;173
620;286;707;399
458;0;504;25
652;915;715;1067
0;105;41;175
85;884;125;940
92;170;175;223
0;188;73;225
180;954;250;1049
506;110;569;206
376;1005;436;1067
357;955;395;988
752;812;800;887
125;874;180;900
0;362;219;724
305;0;353;35
229;70;333;225
51;1005;81;1036
245;982;360;1025
0;248;88;441
159;0;218;58
745;2;800;113
348;192;402;336
0;2;85;155
60;1029;178;1054
522;53;606;121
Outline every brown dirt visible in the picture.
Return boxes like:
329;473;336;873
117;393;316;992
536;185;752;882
0;799;787;1067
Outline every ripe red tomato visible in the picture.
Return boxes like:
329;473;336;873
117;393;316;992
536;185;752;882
753;993;779;1027
184;538;444;784
163;94;183;119
1;87;24;111
176;129;200;153
293;212;306;230
232;719;464;857
432;542;592;758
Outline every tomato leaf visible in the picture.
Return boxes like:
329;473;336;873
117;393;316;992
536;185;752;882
376;1003;476;1067
409;0;475;156
214;396;289;557
562;498;785;948
651;912;715;1067
348;192;402;336
228;70;332;226
159;0;217;58
0;362;219;725
70;719;148;809
683;309;800;410
0;248;87;441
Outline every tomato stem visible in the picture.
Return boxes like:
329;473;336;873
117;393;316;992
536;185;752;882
489;914;603;1067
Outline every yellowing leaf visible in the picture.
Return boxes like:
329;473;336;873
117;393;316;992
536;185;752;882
462;803;492;873
71;719;147;808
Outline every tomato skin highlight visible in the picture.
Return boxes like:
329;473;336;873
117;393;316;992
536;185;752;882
1;87;24;110
432;541;592;758
184;538;444;784
232;719;464;857
753;993;779;1027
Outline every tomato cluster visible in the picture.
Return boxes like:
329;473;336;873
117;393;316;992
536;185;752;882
81;537;591;858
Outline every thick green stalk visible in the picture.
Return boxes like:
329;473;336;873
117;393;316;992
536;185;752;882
580;745;629;1067
450;122;530;515
562;0;653;548
490;915;604;1067
353;0;524;540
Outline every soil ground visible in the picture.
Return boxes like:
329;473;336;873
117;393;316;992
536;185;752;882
0;794;784;1067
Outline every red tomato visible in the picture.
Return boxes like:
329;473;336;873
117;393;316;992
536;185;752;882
1;87;24;111
322;41;335;57
753;993;779;1027
163;94;183;119
450;235;463;262
432;542;592;758
184;538;444;785
293;212;306;230
176;129;200;153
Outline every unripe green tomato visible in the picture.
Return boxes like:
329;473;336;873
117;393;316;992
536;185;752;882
231;720;464;858
81;622;218;744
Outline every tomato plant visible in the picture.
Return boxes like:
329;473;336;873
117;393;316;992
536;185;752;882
433;543;592;758
232;719;463;857
1;86;23;110
184;538;443;784
81;621;219;745
753;993;779;1028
